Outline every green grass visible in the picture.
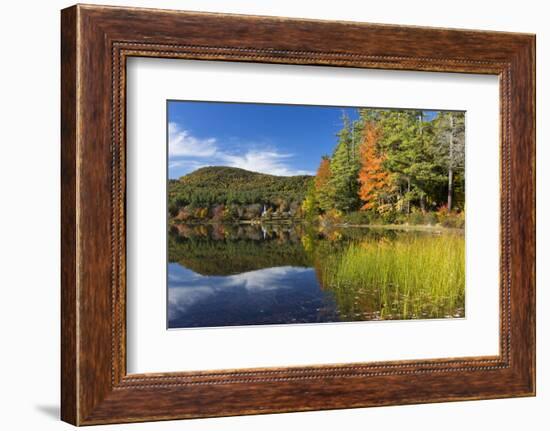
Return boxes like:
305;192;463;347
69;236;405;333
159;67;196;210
320;234;465;320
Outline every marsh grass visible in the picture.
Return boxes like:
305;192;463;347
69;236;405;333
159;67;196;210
321;233;465;320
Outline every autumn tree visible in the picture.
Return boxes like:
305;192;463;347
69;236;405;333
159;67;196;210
301;107;465;223
315;156;333;212
357;122;391;211
301;180;319;219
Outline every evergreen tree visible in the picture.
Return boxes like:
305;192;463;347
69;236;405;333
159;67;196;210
305;107;465;222
433;111;465;211
328;114;361;212
375;110;441;213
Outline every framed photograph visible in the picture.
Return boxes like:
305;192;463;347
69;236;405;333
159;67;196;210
61;4;535;425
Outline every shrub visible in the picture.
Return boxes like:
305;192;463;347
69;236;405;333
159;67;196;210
408;209;425;225
319;209;343;226
380;210;397;224
436;205;465;228
341;211;372;225
424;212;438;226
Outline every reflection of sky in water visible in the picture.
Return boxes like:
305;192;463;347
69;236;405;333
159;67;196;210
168;263;340;328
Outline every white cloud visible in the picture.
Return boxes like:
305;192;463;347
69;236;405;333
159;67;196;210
168;122;217;157
168;160;207;172
220;151;314;176
223;266;311;291
168;122;314;177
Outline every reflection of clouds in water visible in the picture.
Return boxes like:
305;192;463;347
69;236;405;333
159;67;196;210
168;268;202;284
168;285;216;320
168;265;312;318
222;266;310;291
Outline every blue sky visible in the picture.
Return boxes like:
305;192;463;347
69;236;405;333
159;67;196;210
167;101;436;179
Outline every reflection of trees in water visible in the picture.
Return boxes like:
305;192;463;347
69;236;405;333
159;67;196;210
170;222;405;244
168;223;416;278
169;223;464;321
168;223;311;276
171;222;308;242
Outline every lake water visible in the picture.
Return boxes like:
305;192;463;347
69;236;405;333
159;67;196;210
167;223;465;329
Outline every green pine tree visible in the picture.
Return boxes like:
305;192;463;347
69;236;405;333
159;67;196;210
328;114;361;212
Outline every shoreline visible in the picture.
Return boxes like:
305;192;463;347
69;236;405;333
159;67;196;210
170;219;464;233
336;223;463;233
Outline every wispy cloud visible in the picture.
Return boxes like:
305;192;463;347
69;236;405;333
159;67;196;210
168;122;314;177
219;151;313;177
169;122;217;157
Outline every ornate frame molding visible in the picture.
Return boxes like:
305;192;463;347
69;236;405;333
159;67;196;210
61;5;535;425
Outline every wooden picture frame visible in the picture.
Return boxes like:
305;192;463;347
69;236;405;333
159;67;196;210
61;4;535;425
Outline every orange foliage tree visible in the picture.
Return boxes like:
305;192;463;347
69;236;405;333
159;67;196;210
358;123;391;211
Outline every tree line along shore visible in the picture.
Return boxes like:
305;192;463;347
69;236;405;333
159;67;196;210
168;109;465;229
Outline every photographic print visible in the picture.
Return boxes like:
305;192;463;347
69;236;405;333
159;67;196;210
167;101;465;329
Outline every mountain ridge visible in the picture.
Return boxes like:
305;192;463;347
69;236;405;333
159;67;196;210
168;166;313;219
177;165;312;184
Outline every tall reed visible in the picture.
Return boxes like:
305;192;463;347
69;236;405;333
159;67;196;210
320;233;465;320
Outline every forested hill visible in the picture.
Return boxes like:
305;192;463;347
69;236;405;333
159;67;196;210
168;166;313;221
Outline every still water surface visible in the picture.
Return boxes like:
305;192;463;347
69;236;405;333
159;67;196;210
168;223;464;329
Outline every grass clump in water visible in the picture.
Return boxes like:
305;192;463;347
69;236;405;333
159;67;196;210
321;233;465;320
